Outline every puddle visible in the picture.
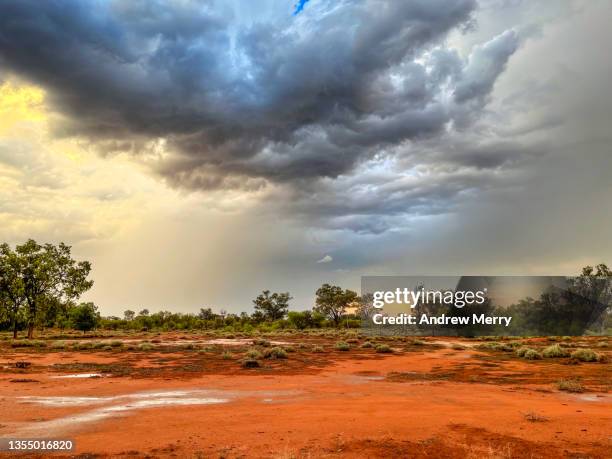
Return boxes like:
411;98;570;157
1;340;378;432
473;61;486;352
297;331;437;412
16;397;229;435
575;394;611;403
343;375;385;385
15;388;301;435
51;373;106;379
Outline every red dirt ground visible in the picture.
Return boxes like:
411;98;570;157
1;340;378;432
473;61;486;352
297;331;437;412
0;334;610;458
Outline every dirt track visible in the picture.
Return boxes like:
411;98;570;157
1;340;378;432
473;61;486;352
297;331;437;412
0;334;610;458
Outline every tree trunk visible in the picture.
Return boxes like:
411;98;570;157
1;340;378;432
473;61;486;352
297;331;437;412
27;322;34;339
12;305;18;339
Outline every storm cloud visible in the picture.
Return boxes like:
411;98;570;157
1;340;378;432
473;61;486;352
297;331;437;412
0;0;525;233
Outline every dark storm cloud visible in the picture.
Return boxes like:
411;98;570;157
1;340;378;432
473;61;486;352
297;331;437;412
0;0;521;232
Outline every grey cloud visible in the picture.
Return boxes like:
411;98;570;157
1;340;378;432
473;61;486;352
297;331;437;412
0;0;522;233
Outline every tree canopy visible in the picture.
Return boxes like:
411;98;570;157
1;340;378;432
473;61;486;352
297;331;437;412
0;240;93;338
253;290;291;321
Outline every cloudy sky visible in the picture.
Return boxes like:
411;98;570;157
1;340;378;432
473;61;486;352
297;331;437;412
0;0;610;315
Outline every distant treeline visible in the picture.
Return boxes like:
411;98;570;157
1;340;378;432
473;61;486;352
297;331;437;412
0;242;364;337
1;240;611;337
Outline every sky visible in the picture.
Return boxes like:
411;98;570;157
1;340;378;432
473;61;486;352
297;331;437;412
0;0;611;316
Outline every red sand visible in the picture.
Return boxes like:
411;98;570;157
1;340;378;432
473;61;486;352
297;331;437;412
0;336;610;458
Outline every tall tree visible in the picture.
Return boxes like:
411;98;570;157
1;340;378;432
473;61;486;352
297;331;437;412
0;244;25;338
124;310;135;321
16;240;93;339
314;284;358;327
253;290;291;321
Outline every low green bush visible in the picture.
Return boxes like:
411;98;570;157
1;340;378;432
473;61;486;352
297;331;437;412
375;344;392;353
361;341;374;348
542;344;569;358
335;341;350;351
515;346;532;357
245;348;262;359
570;349;599;362
557;379;585;393
264;347;287;359
523;349;542;360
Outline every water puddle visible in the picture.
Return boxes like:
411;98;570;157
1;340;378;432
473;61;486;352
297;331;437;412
575;394;611;403
15;388;301;435
51;373;106;379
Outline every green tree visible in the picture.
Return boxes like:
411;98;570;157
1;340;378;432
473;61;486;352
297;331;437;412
287;311;312;329
124;310;135;321
314;284;358;327
0;243;25;338
70;302;100;332
253;290;291;321
16;240;93;338
198;307;215;321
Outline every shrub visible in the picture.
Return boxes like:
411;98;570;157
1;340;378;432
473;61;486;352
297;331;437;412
542;344;569;358
557;379;585;393
312;345;324;353
523;412;548;422
252;339;270;347
493;343;514;352
451;343;467;350
515;347;532;357
410;339;425;346
361;341;374;348
335;341;350;351
375;344;392;353
242;359;260;368
138;343;153;351
222;351;233;360
264;347;287;359
245;349;262;359
109;340;123;348
92;341;105;349
51;341;66;350
570;349;599;362
102;345;113;351
11;340;46;348
523;349;542;360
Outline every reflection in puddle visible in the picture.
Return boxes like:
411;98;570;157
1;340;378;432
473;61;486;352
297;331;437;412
16;388;300;435
51;373;106;379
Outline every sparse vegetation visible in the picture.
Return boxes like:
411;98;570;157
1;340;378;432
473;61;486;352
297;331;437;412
523;412;549;422
241;359;260;368
557;379;585;393
515;346;532;357
523;349;543;360
264;347;287;359
570;349;599;362
361;341;374;348
542;344;569;358
246;348;263;359
375;344;392;353
335;341;350;351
